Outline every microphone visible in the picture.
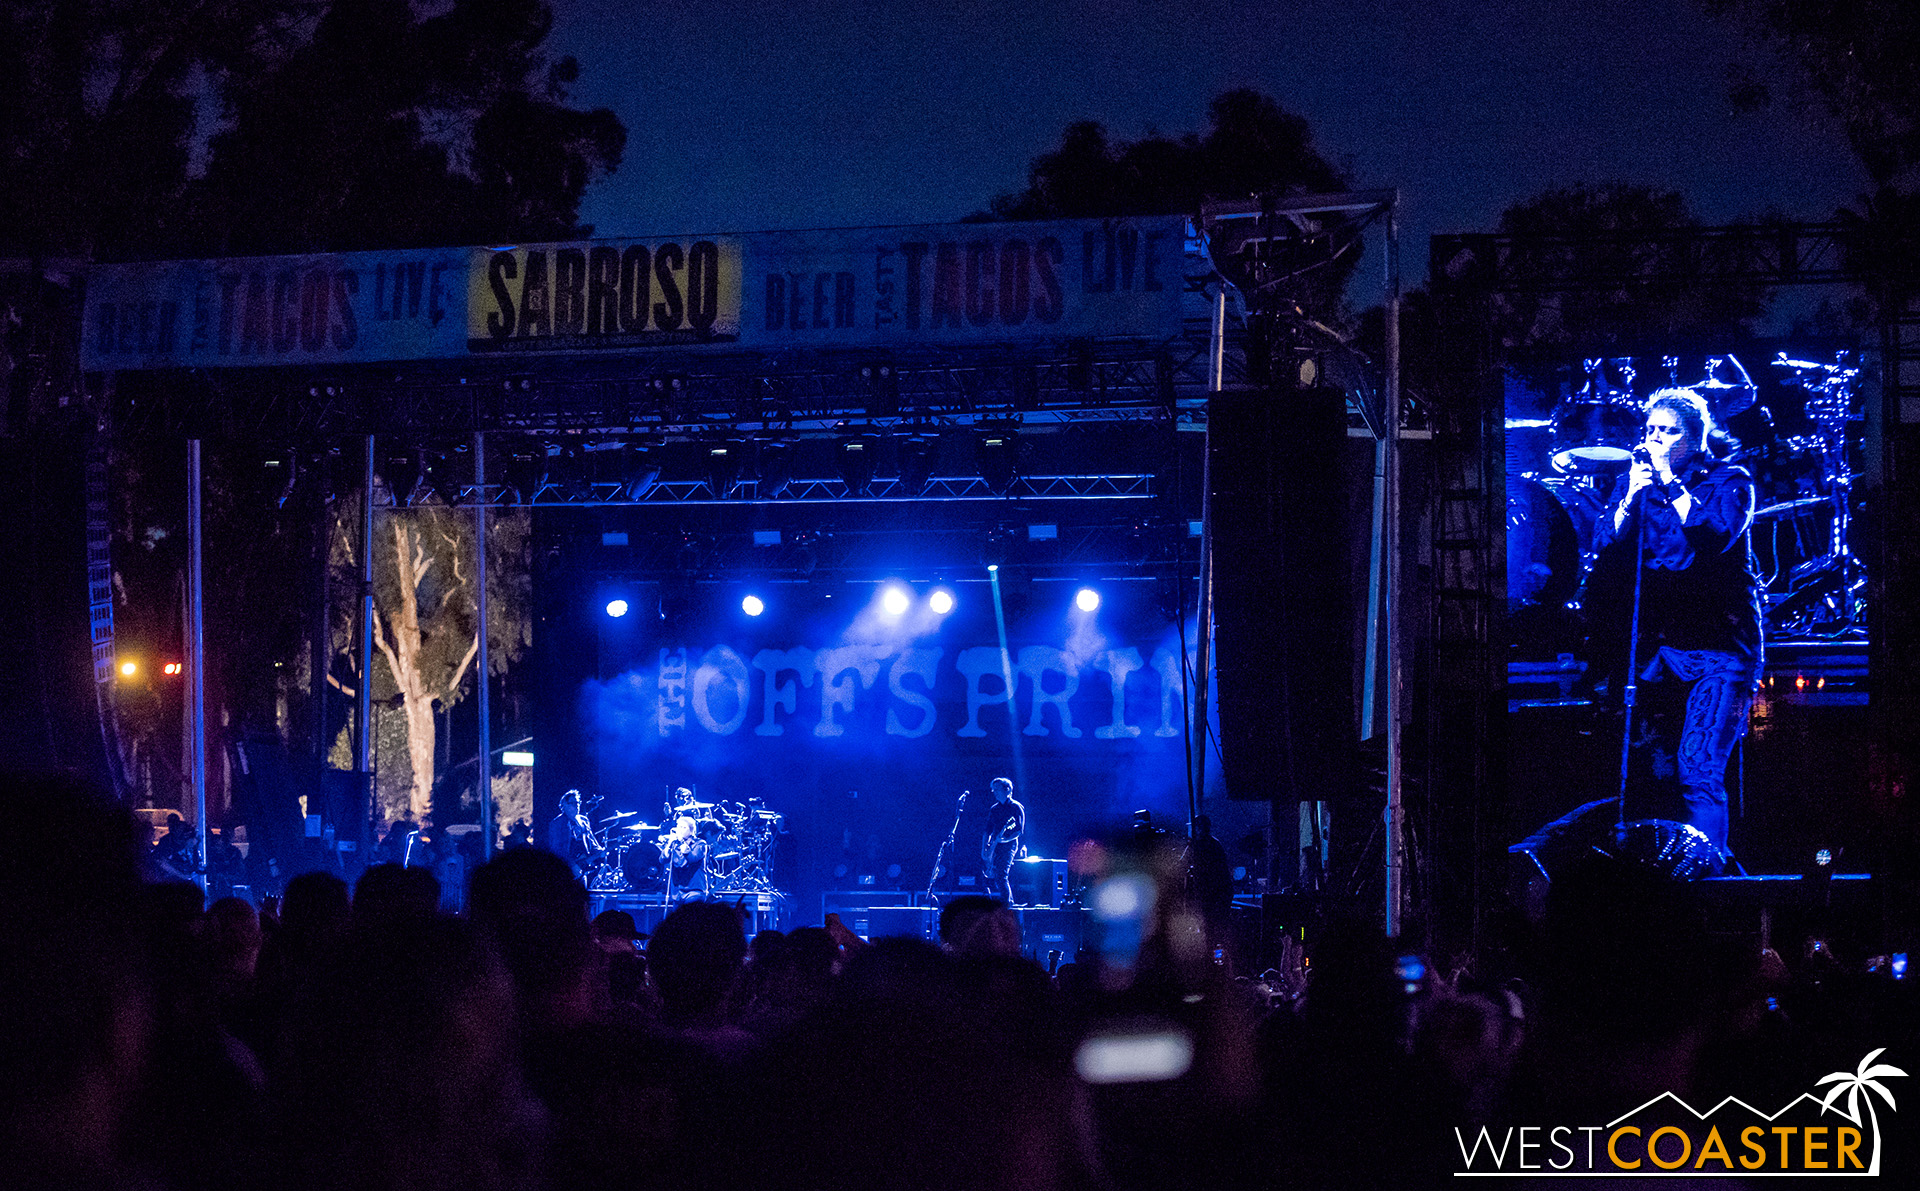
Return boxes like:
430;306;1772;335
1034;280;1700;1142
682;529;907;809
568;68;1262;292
1621;445;1655;516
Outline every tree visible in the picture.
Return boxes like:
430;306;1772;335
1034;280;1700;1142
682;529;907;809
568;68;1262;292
1707;0;1920;190
1706;1;1920;306
0;1;224;259
39;2;616;840
987;88;1346;220
1;1;625;261
187;0;625;254
1484;183;1770;386
982;89;1359;313
330;490;530;825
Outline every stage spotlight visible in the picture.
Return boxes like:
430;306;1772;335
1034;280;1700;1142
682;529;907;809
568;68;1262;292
929;588;955;615
1075;587;1101;612
259;447;300;508
706;441;743;498
757;439;794;498
644;374;688;415
975;427;1019;495
742;594;766;617
897;434;935;495
381;445;422;506
555;440;595;501
606;599;629;618
119;660;138;678
502;442;550;504
674;533;711;571
979;524;1016;569
786;529;822;575
421;445;469;505
861;360;900;419
307;444;346;505
838;431;880;496
881;586;911;616
620;438;662;501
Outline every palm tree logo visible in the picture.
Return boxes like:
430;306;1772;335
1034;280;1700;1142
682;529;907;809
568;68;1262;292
1815;1049;1906;1175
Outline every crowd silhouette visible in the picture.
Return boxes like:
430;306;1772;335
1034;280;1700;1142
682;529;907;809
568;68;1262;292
2;772;1912;1190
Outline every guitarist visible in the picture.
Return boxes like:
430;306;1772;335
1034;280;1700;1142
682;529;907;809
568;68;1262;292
545;789;603;877
978;777;1026;900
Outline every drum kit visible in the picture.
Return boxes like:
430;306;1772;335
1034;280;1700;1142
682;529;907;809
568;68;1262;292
1508;351;1866;640
584;789;786;896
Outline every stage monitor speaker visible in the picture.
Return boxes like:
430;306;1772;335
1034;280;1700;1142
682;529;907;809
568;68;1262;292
1208;386;1359;802
1010;857;1068;907
846;906;938;942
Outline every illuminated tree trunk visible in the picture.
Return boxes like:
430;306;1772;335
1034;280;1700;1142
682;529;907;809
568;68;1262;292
373;518;477;823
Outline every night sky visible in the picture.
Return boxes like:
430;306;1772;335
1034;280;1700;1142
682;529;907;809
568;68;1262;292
550;0;1867;291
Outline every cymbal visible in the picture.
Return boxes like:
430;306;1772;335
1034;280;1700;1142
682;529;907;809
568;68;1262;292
620;822;659;832
1756;495;1829;518
601;810;640;820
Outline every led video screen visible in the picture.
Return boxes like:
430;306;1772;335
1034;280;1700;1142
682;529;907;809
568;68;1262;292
1505;348;1873;874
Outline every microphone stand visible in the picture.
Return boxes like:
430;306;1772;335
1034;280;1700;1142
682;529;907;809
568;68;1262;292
927;791;967;904
1616;479;1649;833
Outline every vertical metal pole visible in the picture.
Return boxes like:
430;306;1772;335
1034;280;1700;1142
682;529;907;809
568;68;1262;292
311;480;329;786
1192;286;1223;818
187;439;208;891
1193;447;1212;821
1210;282;1227;391
473;431;493;858
1383;195;1406;939
987;567;1027;795
1361;438;1388;737
355;435;377;850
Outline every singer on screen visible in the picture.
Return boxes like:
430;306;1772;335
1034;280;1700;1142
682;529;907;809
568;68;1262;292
1584;388;1763;859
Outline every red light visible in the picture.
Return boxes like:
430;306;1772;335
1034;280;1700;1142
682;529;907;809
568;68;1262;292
163;662;182;676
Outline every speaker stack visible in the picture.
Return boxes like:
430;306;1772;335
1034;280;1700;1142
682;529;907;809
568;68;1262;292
1207;385;1360;805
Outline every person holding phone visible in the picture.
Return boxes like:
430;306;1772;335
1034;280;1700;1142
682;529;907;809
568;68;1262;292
1586;388;1762;859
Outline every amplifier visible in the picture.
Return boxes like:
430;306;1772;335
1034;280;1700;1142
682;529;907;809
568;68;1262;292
1017;907;1084;961
590;891;786;937
843;905;938;942
1010;857;1069;908
822;889;917;921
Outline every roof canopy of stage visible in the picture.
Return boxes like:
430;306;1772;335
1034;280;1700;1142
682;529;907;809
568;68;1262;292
83;215;1233;433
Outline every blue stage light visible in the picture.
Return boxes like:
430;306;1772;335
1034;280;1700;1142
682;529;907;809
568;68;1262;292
605;599;629;618
1075;587;1100;612
742;594;765;617
881;586;911;616
929;589;955;615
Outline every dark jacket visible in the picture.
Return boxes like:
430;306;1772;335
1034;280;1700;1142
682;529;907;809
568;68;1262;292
1585;454;1763;675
